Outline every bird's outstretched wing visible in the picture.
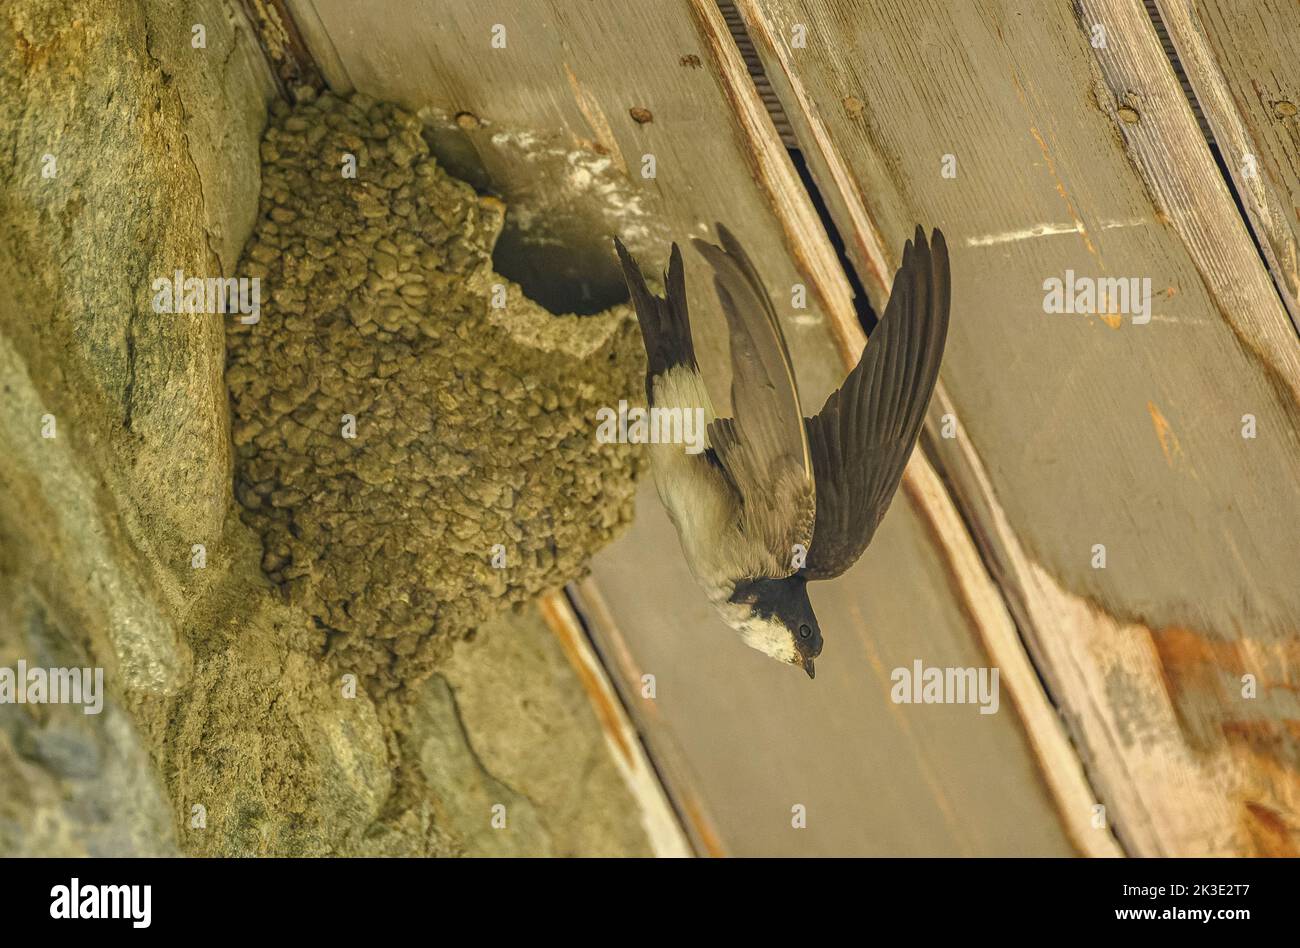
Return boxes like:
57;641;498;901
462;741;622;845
803;226;950;580
692;225;815;575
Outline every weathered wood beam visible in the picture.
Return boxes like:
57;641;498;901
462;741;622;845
291;0;1107;855
537;591;694;857
567;580;730;856
690;0;1116;857
1154;0;1300;333
740;0;1300;855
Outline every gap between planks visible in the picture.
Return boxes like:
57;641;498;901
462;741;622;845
537;591;696;857
1152;0;1300;336
564;580;731;858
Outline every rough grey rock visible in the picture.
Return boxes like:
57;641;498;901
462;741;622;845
0;0;655;857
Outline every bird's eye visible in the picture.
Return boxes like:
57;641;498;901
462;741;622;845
798;623;812;639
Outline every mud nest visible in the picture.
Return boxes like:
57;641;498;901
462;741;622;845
226;89;645;688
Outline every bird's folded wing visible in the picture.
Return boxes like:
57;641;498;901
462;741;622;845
803;227;950;580
692;225;815;574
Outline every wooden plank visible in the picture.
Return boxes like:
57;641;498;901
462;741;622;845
692;6;1112;853
690;0;1108;854
288;0;1095;854
567;579;731;857
587;482;1085;856
535;592;693;857
740;0;1300;855
1155;0;1300;332
288;0;853;396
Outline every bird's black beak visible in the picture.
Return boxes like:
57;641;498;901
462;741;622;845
803;657;816;679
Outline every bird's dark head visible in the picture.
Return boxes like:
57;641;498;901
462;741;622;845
725;574;822;678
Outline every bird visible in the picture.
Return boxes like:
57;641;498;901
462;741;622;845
613;224;950;679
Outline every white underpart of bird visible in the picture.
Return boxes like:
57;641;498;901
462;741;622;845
614;225;951;679
644;366;799;663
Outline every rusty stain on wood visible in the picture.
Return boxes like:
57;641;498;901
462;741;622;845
1148;623;1300;856
1145;400;1184;466
537;591;694;857
567;579;729;857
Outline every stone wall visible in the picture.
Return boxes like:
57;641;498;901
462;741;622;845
0;0;654;857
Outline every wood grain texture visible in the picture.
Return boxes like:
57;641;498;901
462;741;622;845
697;0;1113;856
741;0;1300;854
586;481;1081;855
568;579;731;857
288;0;1095;854
536;592;693;857
290;0;849;399
1155;0;1300;332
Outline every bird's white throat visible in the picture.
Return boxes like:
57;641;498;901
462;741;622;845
716;599;798;664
